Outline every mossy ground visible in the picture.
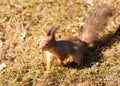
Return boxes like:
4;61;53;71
0;0;120;86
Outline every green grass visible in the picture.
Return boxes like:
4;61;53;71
0;0;120;86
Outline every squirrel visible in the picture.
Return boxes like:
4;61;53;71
40;6;114;70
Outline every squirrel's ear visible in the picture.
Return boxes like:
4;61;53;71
47;26;60;36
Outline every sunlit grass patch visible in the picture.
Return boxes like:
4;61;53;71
0;0;119;85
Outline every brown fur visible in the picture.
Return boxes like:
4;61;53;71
82;6;114;48
40;28;87;70
40;6;114;70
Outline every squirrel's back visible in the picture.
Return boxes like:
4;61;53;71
82;6;114;48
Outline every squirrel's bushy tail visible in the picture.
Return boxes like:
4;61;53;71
82;6;114;48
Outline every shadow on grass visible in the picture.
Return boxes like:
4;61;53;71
64;27;120;69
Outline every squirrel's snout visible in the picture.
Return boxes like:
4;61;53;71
39;45;45;51
38;43;43;51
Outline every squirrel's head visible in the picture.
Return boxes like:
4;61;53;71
40;27;58;51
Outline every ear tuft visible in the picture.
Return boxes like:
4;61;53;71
47;26;59;36
47;28;54;36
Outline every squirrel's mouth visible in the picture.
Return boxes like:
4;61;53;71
41;47;48;51
41;47;45;51
39;44;48;51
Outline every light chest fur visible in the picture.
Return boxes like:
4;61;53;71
45;51;56;61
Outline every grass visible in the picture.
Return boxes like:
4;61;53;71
0;0;120;86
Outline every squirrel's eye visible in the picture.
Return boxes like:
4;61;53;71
46;43;49;46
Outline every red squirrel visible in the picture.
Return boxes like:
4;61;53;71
40;6;114;70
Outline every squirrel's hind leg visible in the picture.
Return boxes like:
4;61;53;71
72;53;84;69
